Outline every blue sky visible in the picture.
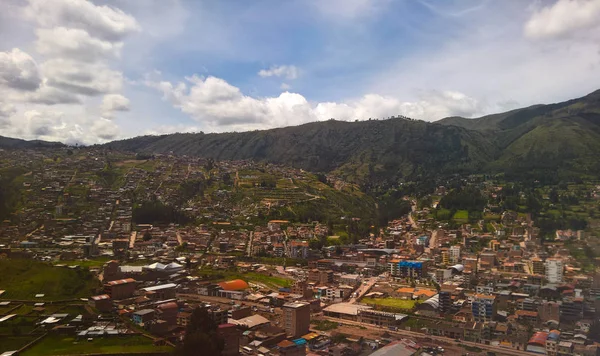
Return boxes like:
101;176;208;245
0;0;599;144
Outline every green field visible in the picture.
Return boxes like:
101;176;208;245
0;260;100;300
453;210;469;220
0;336;37;353
54;257;112;269
360;297;417;311
21;335;173;356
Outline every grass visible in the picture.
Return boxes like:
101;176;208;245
21;335;173;356
360;297;417;311
54;257;112;269
0;260;100;301
312;319;338;331
453;210;469;220
0;336;37;353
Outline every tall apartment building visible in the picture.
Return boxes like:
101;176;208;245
389;260;428;279
472;294;496;322
449;245;461;264
530;257;545;275
282;302;310;338
545;259;564;283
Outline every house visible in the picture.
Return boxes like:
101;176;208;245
88;294;112;313
132;309;155;326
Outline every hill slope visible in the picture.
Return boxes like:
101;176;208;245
0;135;64;149
106;118;494;184
104;89;600;183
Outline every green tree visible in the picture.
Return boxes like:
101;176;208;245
176;306;224;356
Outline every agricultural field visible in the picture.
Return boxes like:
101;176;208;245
0;260;100;301
21;335;173;356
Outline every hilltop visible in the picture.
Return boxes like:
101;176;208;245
102;89;600;184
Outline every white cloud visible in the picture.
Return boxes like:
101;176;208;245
101;94;130;117
27;84;82;105
0;48;42;91
311;0;389;20
525;0;600;40
280;83;291;90
148;73;482;132
25;0;140;41
41;59;123;96
36;27;123;62
258;65;299;80
0;103;16;118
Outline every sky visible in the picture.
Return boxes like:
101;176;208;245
0;0;599;144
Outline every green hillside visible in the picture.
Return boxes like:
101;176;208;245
105;118;495;184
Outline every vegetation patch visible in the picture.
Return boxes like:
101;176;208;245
311;319;338;331
20;335;173;356
0;260;99;301
360;297;417;311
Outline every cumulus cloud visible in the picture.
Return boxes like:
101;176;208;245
525;0;600;40
41;59;123;96
101;94;130;117
0;48;42;91
25;0;140;41
0;103;16;118
148;74;481;132
27;84;82;105
35;27;123;62
258;65;299;80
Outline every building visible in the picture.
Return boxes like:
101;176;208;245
141;283;177;300
308;270;333;285
390;260;428;279
439;291;451;313
104;278;136;299
88;294;112;312
289;241;309;259
545;258;563;283
472;294;496;322
277;340;306;356
282;302;310;338
530;257;545;275
527;332;548;354
218;324;240;356
132;309;155;325
357;309;407;327
449;245;461;264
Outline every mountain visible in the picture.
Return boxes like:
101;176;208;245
438;89;600;177
105;119;495;184
0;135;65;149
104;89;600;183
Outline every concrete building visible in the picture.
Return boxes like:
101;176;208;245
282;302;310;338
472;294;496;322
449;245;461;264
218;323;240;356
545;259;564;283
104;278;136;299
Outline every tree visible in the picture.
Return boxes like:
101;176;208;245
143;231;152;241
176;306;224;356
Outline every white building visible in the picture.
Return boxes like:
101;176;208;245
545;258;564;283
449;245;461;264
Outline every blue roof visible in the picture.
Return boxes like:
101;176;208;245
398;261;422;268
293;338;307;345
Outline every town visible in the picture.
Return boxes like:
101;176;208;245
1;146;600;356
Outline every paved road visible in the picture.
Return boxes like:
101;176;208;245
349;276;379;304
322;316;532;356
